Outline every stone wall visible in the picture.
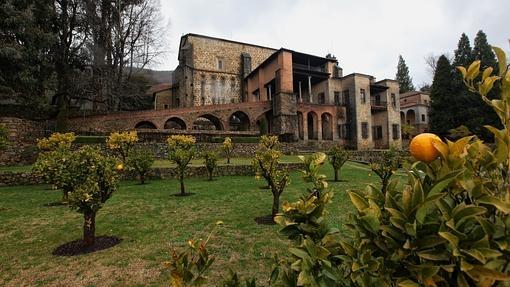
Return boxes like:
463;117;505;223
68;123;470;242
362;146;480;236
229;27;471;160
0;117;44;166
0;163;304;187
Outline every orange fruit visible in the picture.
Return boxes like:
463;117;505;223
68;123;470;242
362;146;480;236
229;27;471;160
409;133;442;163
116;163;124;171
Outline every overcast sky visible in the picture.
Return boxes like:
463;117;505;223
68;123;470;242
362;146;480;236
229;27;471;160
153;0;509;87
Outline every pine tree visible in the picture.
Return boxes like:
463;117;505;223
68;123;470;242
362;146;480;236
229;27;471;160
429;55;456;136
453;33;474;67
396;55;415;93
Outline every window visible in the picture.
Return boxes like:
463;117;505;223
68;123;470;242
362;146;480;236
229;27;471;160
164;104;169;109
334;91;341;106
318;92;325;104
391;93;396;108
360;89;366;104
217;58;224;70
421;114;426;122
338;124;349;139
362;122;369;139
372;126;383;140
392;124;400;139
342;90;349;106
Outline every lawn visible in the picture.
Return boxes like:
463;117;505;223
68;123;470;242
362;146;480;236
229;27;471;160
0;161;380;286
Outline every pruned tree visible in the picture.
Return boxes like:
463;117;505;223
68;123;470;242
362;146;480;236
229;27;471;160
326;146;349;182
202;151;218;181
126;146;154;184
167;135;196;196
252;135;289;219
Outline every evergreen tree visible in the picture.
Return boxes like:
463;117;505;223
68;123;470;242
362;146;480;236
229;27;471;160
470;30;501;138
429;55;456;136
453;33;474;67
0;0;56;108
396;55;415;93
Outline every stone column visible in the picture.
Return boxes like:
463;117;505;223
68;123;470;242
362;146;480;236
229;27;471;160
303;112;308;141
308;76;312;103
317;116;323;141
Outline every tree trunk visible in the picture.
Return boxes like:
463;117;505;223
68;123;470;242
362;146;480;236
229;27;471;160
334;168;339;182
140;174;145;184
382;178;389;194
179;173;185;195
208;170;213;181
227;157;230;164
83;211;96;247
271;191;280;218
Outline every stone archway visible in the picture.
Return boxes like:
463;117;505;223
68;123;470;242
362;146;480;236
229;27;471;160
406;109;416;125
193;114;224;130
321;112;333;140
135;121;157;129
307;111;318;140
228;111;250;131
164;117;187;130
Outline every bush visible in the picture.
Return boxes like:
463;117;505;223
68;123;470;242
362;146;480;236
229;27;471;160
126;147;155;184
106;131;138;162
222;137;234;164
252;135;289;219
167;135;196;196
33;132;76;202
326;145;349;182
369;148;402;193
202;151;218;181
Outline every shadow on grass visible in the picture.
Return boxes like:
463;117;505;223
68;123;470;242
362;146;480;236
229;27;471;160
254;215;275;225
52;236;122;256
172;192;195;197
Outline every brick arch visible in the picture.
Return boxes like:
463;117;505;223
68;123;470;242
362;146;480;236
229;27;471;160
193;114;225;130
164;117;187;130
135;121;158;129
228;111;250;131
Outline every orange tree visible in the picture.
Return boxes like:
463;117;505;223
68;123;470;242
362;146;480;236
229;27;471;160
252;135;290;219
202;150;218;181
222;137;234;164
106;131;138;163
167;135;196;196
65;146;120;247
33;132;76;202
326;145;349;182
126;146;154;184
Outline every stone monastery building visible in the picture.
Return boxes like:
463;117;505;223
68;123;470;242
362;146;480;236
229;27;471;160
153;33;402;149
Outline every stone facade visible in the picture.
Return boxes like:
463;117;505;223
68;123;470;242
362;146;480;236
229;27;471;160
400;91;431;138
59;33;403;151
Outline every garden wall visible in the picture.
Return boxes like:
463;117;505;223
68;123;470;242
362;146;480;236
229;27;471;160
0;117;45;166
0;163;305;187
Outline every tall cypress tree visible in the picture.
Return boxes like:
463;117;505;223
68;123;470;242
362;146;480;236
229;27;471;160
396;55;415;93
470;30;501;138
429;55;456;136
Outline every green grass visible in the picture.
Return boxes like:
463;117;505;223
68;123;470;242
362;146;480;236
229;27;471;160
0;161;379;286
0;165;32;173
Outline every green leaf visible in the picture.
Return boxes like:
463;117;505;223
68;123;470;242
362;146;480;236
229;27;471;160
493;46;508;77
360;214;380;234
289;247;310;260
398;279;420;287
439;232;459;249
428;170;464;197
477;195;510;214
417;250;450;261
452;205;486;226
348;191;369;212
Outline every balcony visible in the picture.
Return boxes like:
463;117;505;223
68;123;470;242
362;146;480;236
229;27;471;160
293;63;326;73
370;99;387;110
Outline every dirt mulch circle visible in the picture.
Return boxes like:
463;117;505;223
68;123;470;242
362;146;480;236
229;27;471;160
52;236;122;256
172;192;195;197
254;215;276;225
43;201;68;207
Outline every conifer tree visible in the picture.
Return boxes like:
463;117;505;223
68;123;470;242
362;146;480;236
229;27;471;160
429;55;456;136
470;30;501;138
396;55;415;93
